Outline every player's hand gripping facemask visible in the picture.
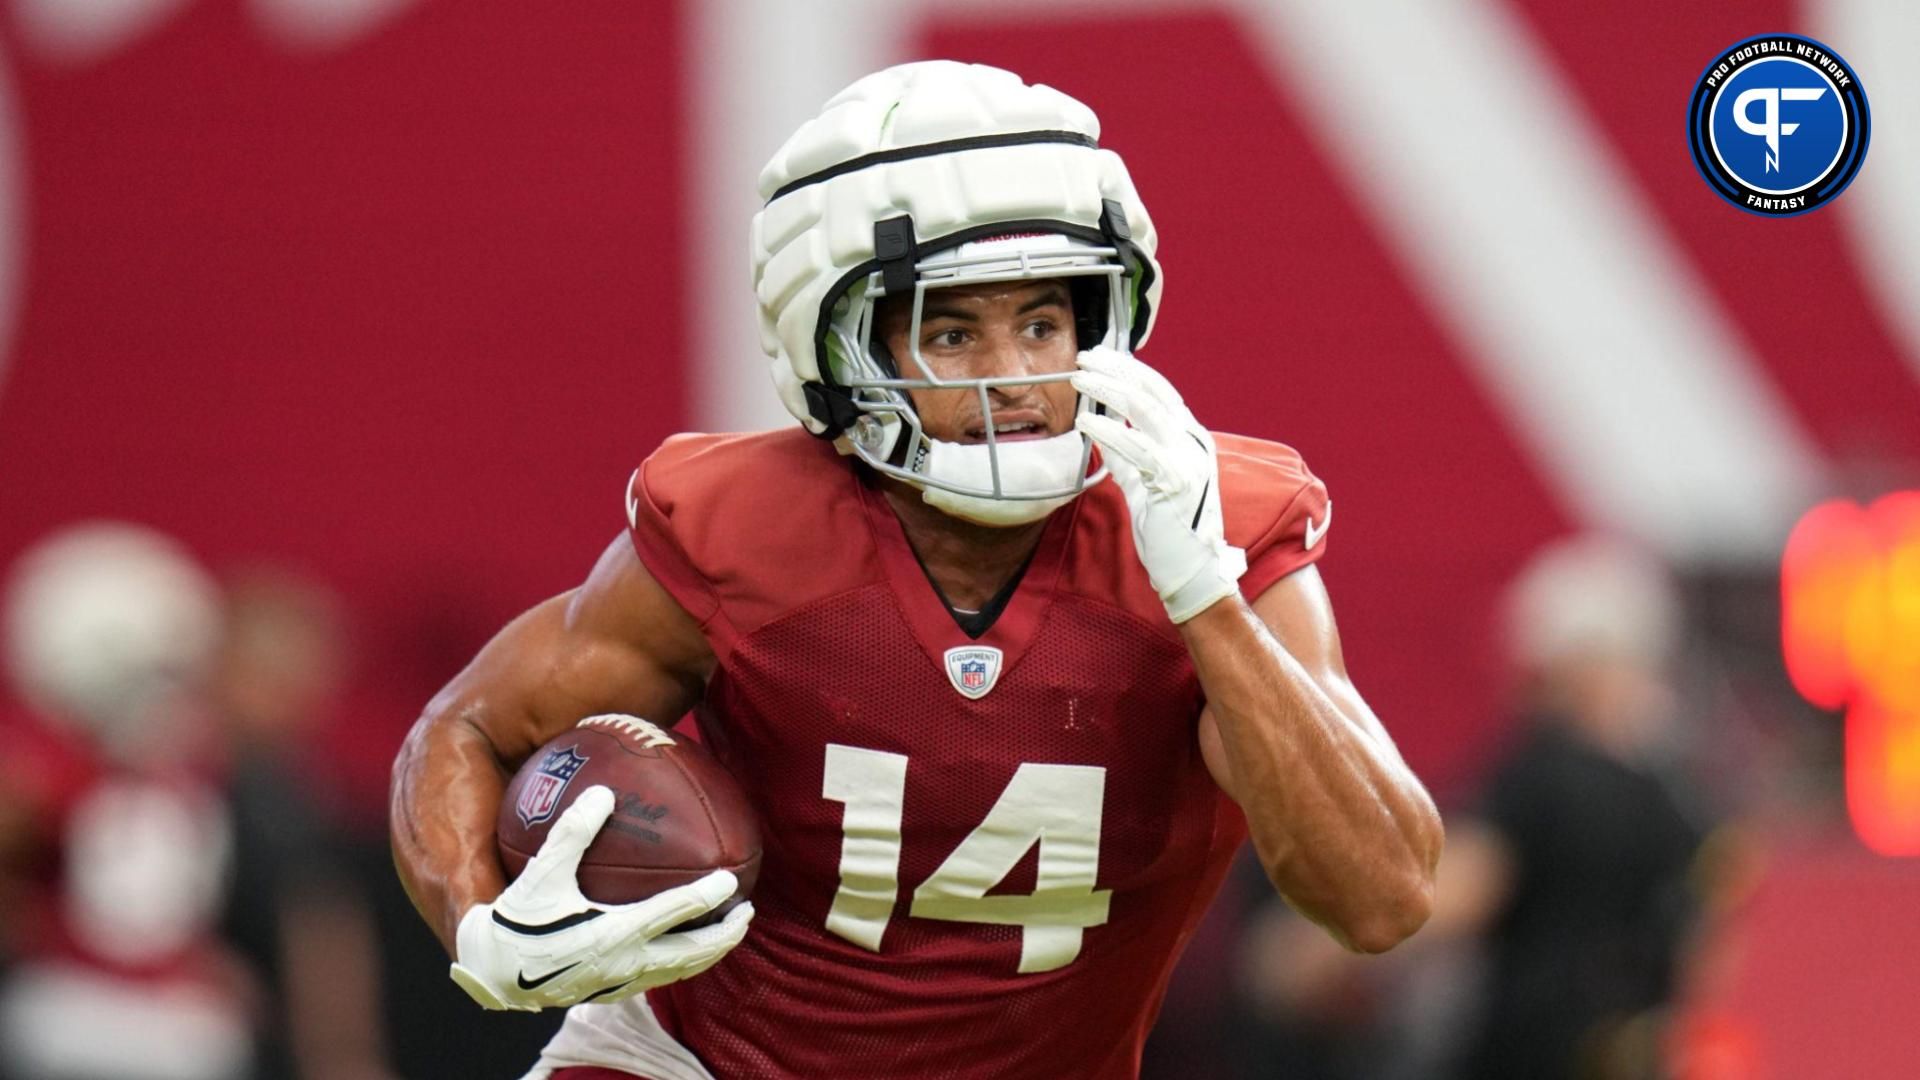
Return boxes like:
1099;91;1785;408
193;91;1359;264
752;61;1166;526
449;786;752;1011
1073;347;1248;624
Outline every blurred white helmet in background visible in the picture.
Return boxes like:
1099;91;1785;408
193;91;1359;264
1504;534;1682;674
4;521;221;749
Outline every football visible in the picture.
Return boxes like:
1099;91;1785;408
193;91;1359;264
497;714;761;920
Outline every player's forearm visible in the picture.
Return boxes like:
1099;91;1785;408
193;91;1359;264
390;704;511;955
1182;598;1441;953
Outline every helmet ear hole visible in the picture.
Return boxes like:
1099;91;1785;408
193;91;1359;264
866;334;900;379
1070;277;1110;350
822;334;850;382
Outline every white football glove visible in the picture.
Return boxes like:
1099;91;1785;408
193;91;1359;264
1073;347;1248;624
449;785;753;1012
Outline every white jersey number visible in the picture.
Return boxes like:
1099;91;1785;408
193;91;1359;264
821;743;1111;973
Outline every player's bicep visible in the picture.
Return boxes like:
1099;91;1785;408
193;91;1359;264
429;534;714;767
561;532;713;710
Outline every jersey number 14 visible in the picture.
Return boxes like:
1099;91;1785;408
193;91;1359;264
821;743;1112;973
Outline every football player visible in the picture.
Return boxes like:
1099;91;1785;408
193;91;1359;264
0;523;249;1080
390;61;1442;1080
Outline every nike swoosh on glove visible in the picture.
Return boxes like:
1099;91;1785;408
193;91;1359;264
449;785;753;1011
1072;346;1248;624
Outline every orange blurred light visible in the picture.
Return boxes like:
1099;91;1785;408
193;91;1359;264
1782;500;1874;709
1781;492;1920;856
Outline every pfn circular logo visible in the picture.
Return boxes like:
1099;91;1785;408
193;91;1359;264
1688;34;1869;217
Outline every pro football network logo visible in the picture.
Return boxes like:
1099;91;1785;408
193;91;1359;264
1688;34;1869;216
516;745;588;827
944;645;1004;700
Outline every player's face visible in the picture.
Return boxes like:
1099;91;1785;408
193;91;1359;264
876;279;1079;444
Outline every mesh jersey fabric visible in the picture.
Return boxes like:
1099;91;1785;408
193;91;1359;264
570;427;1328;1079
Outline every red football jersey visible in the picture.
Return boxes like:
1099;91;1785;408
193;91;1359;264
541;428;1329;1080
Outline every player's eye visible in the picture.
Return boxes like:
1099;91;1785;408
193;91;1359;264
1024;318;1057;339
924;328;969;349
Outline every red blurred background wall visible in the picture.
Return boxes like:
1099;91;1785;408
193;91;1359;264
3;3;1919;1073
9;0;1920;801
0;2;693;796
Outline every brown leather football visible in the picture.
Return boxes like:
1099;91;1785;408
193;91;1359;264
497;714;760;919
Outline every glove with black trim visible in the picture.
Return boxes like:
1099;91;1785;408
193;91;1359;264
449;785;752;1011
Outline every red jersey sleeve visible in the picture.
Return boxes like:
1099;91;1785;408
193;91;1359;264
625;434;735;648
621;428;876;654
1216;434;1331;602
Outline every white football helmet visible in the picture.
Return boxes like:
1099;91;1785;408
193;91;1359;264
752;60;1164;525
4;521;221;754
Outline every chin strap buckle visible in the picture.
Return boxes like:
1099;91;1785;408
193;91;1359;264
802;382;864;439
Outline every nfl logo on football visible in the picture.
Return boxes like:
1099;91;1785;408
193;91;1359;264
517;745;589;827
943;645;1005;701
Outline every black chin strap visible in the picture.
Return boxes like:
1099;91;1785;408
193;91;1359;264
802;382;862;437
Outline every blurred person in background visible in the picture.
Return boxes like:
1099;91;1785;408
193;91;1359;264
1218;822;1506;1080
207;569;396;1080
1223;537;1709;1080
1451;536;1708;1079
1137;853;1272;1080
0;523;249;1080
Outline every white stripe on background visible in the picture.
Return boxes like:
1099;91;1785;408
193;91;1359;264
250;0;417;50
688;0;1198;435
689;0;903;434
1818;0;1920;390
693;0;1833;560
12;0;192;64
1239;0;1830;560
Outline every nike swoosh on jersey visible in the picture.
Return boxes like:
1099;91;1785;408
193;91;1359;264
1303;500;1332;549
517;961;581;990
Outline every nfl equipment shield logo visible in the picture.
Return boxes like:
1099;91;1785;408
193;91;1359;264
943;645;1004;700
516;745;588;827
